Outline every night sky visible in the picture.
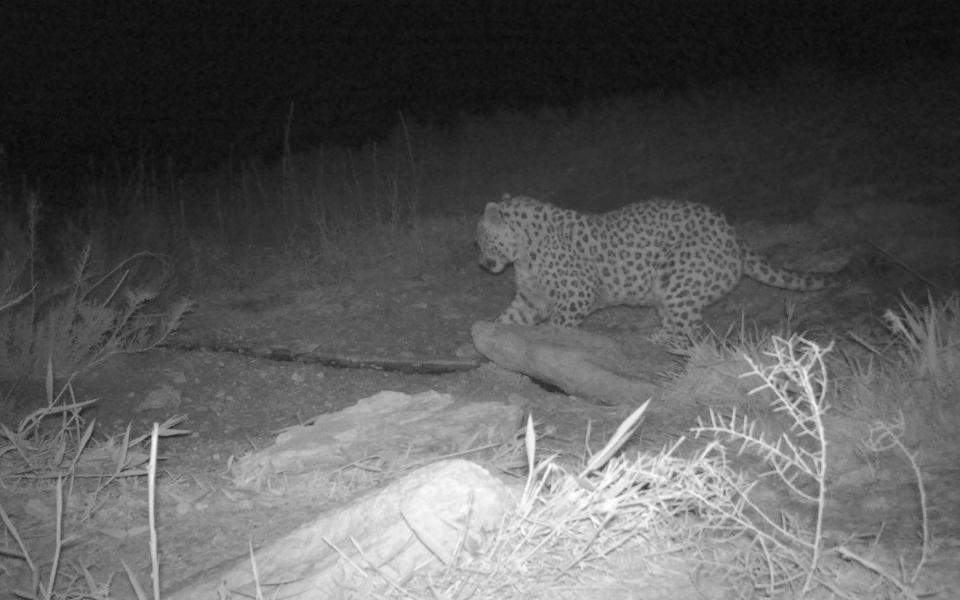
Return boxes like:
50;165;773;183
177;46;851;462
1;1;955;182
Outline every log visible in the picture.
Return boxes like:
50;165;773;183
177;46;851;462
471;321;664;405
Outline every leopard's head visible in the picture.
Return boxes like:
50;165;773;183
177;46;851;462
477;201;521;274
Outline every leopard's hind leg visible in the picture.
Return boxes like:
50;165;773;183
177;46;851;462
651;241;741;345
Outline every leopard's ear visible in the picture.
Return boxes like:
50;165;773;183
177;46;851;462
484;202;504;226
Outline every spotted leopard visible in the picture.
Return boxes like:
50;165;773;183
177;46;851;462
477;193;839;345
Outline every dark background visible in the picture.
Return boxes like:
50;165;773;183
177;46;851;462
1;0;956;183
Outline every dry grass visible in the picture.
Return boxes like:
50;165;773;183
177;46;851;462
882;292;960;385
0;248;192;380
326;400;732;600
0;197;192;381
0;364;188;487
844;291;960;454
0;357;188;599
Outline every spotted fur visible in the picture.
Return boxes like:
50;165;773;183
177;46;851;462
477;193;839;345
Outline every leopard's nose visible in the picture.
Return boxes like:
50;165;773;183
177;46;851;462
480;257;503;273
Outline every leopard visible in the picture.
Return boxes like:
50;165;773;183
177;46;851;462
476;193;840;346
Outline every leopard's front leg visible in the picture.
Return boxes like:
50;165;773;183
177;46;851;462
497;289;549;324
496;266;553;324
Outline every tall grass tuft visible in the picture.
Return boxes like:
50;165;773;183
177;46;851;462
883;291;960;384
0;198;192;380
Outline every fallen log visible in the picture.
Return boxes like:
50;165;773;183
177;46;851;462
470;321;665;405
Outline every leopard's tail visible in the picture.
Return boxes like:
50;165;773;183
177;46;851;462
741;247;841;291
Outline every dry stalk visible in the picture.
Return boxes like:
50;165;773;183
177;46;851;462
0;500;40;595
693;334;934;598
248;539;266;600
694;335;832;595
859;414;930;586
148;423;161;600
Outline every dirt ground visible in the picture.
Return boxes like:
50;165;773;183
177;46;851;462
2;194;959;598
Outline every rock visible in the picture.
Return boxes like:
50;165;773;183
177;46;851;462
471;321;663;405
168;459;513;599
231;390;523;489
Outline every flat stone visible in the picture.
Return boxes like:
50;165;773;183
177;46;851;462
232;390;523;488
169;459;514;599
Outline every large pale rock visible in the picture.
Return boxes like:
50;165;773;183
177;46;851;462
169;459;513;599
471;321;663;405
232;390;523;488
